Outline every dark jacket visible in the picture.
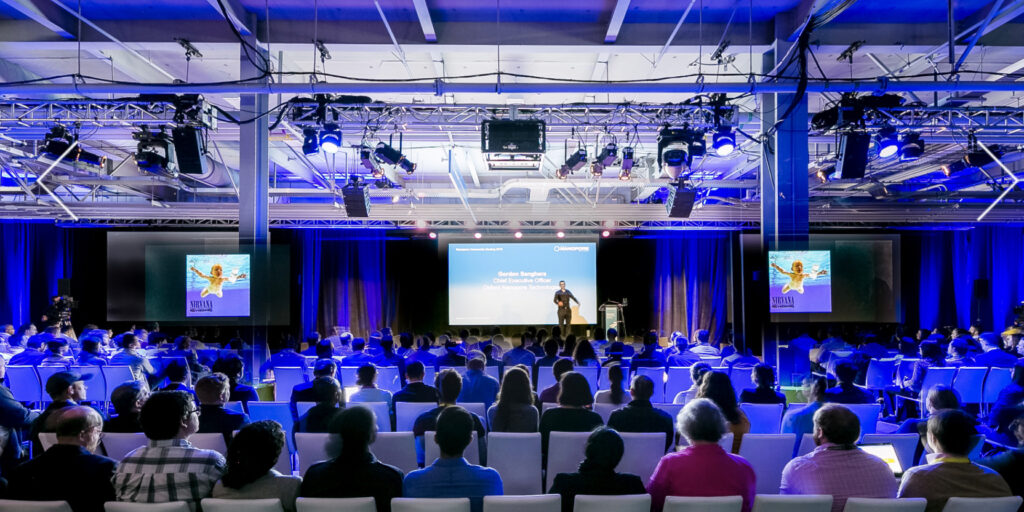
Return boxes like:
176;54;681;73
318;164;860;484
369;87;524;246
301;450;403;512
393;382;440;404
0;385;33;476
606;400;675;451
198;404;250;439
7;444;117;512
29;399;75;456
978;448;1024;504
740;387;788;405
539;408;604;455
230;384;259;405
549;468;646;512
823;384;876;404
294;403;342;434
290;382;316;421
104;412;143;433
412;405;486;439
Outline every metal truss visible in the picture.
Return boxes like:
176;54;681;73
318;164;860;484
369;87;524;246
0;100;183;125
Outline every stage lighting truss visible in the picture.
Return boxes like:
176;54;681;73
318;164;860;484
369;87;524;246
359;146;385;179
40;124;107;168
898;132;925;162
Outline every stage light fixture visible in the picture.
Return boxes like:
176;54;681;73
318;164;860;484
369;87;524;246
374;142;416;175
474;232;483;239
875;126;899;159
359;147;385;178
661;144;688;179
619;147;634;180
556;231;565;238
134;127;178;175
302;128;320;155
514;231;523;239
899;132;925;161
428;232;437;239
816;165;836;183
941;161;966;177
42;125;74;156
712;127;736;157
591;142;617;176
658;127;704;179
558;146;587;179
964;149;996;169
601;230;611;238
319;123;342;153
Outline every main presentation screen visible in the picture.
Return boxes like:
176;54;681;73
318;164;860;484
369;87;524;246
448;242;597;325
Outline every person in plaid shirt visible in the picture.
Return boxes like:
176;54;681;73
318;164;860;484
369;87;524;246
112;390;227;511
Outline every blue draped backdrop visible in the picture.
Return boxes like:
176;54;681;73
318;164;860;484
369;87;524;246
653;233;731;344
311;232;391;336
0;221;72;327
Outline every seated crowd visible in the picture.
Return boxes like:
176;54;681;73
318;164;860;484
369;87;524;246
0;321;1021;512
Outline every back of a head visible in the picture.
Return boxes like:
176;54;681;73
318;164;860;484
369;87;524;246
834;361;858;384
141;391;193;440
221;420;286;489
46;339;67;354
678;398;727;443
803;375;827;403
174;336;191;351
690;362;713;384
438;369;463;403
552;358;574;382
280;336;298;351
557;371;593;407
584;427;625;471
698;372;739;421
496;367;533;407
332;405;377;450
406;361;425;380
212;354;244;381
607;328;617;341
435;406;474;457
356;364;377;386
111;381;146;415
608;363;624;385
543;339;559;357
164;359;189;383
306;333;321;347
631;374;655;401
81;336;100;354
55;406;102;439
926;385;962;411
979;332;999;348
696;329;710;344
813;403;860;445
753;363;775;388
352;338;366;351
928;409;977;456
312;376;342;405
313;358;338;378
315;339;333;359
195;373;230;405
467;353;485;371
594;327;606;340
920;341;943;361
643;331;658;346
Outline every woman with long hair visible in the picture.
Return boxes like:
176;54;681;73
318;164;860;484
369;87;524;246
560;334;578;358
594;363;625;405
487;366;539;432
213;420;301;512
539;372;604;455
697;371;749;453
573;340;600;367
548;427;646;512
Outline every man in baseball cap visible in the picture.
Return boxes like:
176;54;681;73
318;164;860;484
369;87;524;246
29;371;92;454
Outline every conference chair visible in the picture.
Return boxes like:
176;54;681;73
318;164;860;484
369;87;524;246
751;495;833;512
422;368;437;388
896;359;919;384
246;402;298;452
593;402;619;423
545;431;590;491
373;431;419;474
983;368;1013;412
665;367;694;403
338;367;360;388
38;432;58;451
104;503;190;512
202;499;283;512
68;366;105;406
951;367;988;405
797;433;816;457
860;358;898;394
273;367;307;401
538;370;557;394
101;432;147;461
487;432;543;495
294;432;331;475
349;401;392;432
941;497;1024;512
391;498;471;512
377;366;402;393
860;433;922;468
573;494;650;512
663;496;743;512
0;500;72;512
737;433;797;494
617;432;668;483
100;366;138;401
297;497;376;512
897;367;956;415
635;367;666;403
6;365;42;405
843;403;882;435
842;498;927;512
189;433;228;454
483;495;559;512
739;403;784;434
578;366;600;394
655;403;684;422
484;365;501;382
729;367;754;398
424;430;479;465
460;402;488;425
396;402;438;432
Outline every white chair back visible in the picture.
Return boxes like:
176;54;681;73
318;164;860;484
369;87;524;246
843;403;882;436
6;366;42;404
656;403;684;421
296;402;315;417
797;433;816;457
424;430;478;465
593;403;619;423
842;498;926;512
294;432;331;475
377;366;402;393
101;432;148;461
618;432;667;483
737;434;796;494
751;495;833;512
396;402;438;432
39;432;58;451
0;500;72;512
189;433;228;454
579;366;600;394
104;503;190;512
635;368;666;403
273;367;307;401
545;431;590;491
729;367;754;398
201;498;283;512
483;495;559;512
487;433;542;495
941;497;1023;512
951;367;988;404
538;367;557;393
484;366;501;382
246;402;297;452
663;496;743;512
863;359;898;390
391;498;471;512
739;403;784;434
460;402;487;423
983;368;1013;406
374;431;419;474
665;367;694;401
919;367;957;397
349;401;392;432
297;497;375;512
101;366;139;399
860;434;921;469
573;494;650;512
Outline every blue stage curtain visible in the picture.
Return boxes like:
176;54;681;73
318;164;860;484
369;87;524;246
297;230;322;337
0;221;72;327
315;232;391;337
653;233;730;344
917;231;953;330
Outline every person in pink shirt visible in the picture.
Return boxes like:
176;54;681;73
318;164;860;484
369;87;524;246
647;398;756;512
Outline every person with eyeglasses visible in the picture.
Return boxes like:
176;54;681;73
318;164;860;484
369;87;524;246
113;391;227;511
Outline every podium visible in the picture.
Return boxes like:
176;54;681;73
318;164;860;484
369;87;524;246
599;300;627;336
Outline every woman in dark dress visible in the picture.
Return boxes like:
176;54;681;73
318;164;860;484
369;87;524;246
548;427;646;512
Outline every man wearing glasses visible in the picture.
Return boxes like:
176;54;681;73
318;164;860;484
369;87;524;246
112;391;226;511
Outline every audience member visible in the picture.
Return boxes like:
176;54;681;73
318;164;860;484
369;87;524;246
945;338;975;368
412;369;486;441
647;399;756;512
673;362;713;404
8;406;116;512
404;406;502;512
594;363;627;405
212;420;301;512
783;376;827;456
39;338;73;366
105;381;148;433
341;338;376;366
373;336;406;377
459;353;500;408
631;331;667;368
666;335;701;367
973;332;1018;368
30;371;90;454
607;375;675;451
989;363;1024;442
887;341;945;418
690;329;719;356
212;354;259;404
407;336;439;369
503;334;537;368
487;366;539;433
436;338;468;367
113;391;226;510
560;335;578;359
259;337;307;378
824;361;875;404
572;339;600;367
0;356;34;475
896;385;963;435
349;364;394;408
536;339;561;367
548;427;646;512
294;376;344;434
539;359;575;404
109;334;155;383
159;359;194;394
290;358;338;420
698;371;749;453
9;335;48;366
196;373;250;438
539;372;603;455
77;335;108;366
780;404;897;512
978;413;1024;502
393;361;440;405
302;406;404;512
739;364;787;405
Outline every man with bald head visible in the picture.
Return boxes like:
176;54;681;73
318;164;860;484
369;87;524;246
8;406;117;512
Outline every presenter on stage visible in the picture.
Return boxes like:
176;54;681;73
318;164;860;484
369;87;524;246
553;280;580;335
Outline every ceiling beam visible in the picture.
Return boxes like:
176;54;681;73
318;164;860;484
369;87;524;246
0;0;73;39
604;0;631;44
411;0;437;43
205;0;254;37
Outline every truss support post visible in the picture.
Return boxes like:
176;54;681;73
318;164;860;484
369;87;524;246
237;14;271;380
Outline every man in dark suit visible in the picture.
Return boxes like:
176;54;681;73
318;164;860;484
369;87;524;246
0;357;35;476
290;358;338;421
553;280;580;336
196;373;250;440
606;375;674;451
8;406;117;512
973;332;1019;368
823;361;876;404
295;377;344;434
393;361;440;405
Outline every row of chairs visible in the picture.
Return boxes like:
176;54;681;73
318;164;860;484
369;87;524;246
6;365;136;406
860;362;1012;409
3;495;1021;512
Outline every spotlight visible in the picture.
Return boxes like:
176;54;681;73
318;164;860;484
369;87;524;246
42;125;74;156
816;165;835;183
474;232;482;239
661;144;689;179
658;127;704;179
619;147;634;180
302;128;320;155
134;127;178;175
359;147;384;178
391;195;400;203
941;161;966;177
319;123;342;153
556;231;565;238
514;231;523;239
601;230;611;238
374;142;416;175
689;134;707;160
964;149;996;169
899;132;925;162
556;165;570;180
559;146;588;179
712;127;736;156
592;142;617;176
875;126;899;159
428;232;437;239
